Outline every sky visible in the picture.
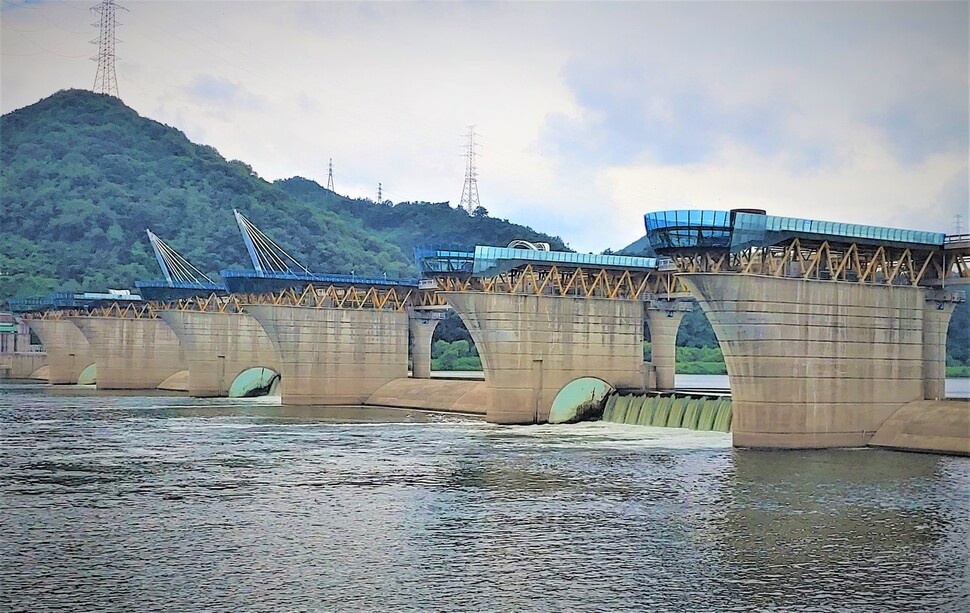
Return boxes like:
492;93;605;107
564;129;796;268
2;0;967;253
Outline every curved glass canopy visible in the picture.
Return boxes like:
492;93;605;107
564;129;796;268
644;209;945;255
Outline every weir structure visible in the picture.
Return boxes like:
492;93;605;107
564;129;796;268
8;208;968;453
219;210;422;405
136;230;281;397
15;293;187;390
23;317;90;384
415;246;690;424
641;209;968;449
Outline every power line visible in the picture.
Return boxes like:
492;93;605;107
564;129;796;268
458;125;481;215
90;0;126;98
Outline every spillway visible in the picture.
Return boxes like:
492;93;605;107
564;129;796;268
601;392;732;432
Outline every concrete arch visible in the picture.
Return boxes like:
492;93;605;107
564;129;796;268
439;292;645;424
77;363;97;385
228;366;281;398
70;316;186;390
680;273;952;449
158;370;190;392
28;365;50;381
26;319;93;384
156;311;281;398
548;377;615;424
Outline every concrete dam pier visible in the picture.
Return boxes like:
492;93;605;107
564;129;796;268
8;208;970;455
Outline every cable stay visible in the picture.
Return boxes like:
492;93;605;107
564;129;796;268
146;229;216;286
233;209;312;276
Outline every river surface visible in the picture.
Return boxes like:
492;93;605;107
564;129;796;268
1;382;968;612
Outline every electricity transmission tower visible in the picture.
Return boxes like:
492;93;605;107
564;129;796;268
91;0;126;98
955;213;965;236
327;158;335;191
458;126;481;215
377;182;383;204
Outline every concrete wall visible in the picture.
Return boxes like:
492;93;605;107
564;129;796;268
366;378;487;415
244;305;408;405
27;319;94;384
870;400;970;456
440;292;645;424
70;317;187;390
157;311;280;397
682;273;930;448
3;353;48;379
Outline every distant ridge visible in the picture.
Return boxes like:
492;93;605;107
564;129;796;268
0;89;563;299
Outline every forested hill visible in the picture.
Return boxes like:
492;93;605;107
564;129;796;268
276;177;566;259
0;89;565;300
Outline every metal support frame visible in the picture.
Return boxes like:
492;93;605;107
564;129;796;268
670;237;952;286
417;264;688;304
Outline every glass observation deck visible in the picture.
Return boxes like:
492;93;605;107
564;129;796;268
415;245;659;278
643;209;945;255
414;247;476;276
471;246;658;276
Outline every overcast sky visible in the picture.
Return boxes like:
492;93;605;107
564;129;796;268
2;0;967;252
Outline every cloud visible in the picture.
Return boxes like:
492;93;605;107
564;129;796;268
1;0;966;254
543;59;788;167
186;74;266;111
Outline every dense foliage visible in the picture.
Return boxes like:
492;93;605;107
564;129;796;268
0;89;563;299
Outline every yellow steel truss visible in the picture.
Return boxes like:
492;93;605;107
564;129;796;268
26;302;160;320
672;238;948;286
421;265;687;300
237;284;414;311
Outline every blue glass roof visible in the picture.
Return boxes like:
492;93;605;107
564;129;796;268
644;209;945;254
472;246;658;276
414;247;475;275
220;269;419;294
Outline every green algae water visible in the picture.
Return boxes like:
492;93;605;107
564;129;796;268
1;382;968;611
603;392;733;433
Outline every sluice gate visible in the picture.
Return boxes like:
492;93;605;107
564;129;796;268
601;393;732;432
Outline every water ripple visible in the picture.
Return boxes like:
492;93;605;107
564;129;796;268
0;382;967;612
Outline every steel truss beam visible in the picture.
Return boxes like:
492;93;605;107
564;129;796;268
237;284;414;311
420;265;687;303
670;238;949;286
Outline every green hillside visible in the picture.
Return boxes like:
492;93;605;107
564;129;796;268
0;89;564;299
275;177;566;257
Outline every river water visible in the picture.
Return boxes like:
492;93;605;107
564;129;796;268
1;382;968;612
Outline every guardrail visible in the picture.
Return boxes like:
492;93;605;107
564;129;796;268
944;234;970;243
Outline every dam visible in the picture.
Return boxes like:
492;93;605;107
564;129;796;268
4;208;969;454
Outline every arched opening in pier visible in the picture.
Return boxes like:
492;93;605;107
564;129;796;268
673;308;726;392
77;363;97;385
644;303;730;395
229;367;281;398
158;370;189;392
429;312;482;375
946;301;969;382
549;377;614;424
